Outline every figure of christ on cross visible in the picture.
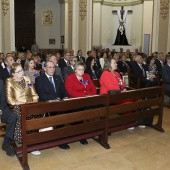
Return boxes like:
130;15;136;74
113;6;132;45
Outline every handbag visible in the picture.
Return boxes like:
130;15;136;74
107;90;121;94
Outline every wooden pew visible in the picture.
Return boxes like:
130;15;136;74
14;87;164;170
14;95;109;170
108;86;164;133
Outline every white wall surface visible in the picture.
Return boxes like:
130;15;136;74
93;3;144;48
35;0;60;49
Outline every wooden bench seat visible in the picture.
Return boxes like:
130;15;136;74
14;87;164;170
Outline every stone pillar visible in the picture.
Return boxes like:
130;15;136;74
1;0;15;54
0;2;2;52
59;0;69;51
72;0;79;54
152;0;170;53
86;0;93;54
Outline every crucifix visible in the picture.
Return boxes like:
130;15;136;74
112;6;132;45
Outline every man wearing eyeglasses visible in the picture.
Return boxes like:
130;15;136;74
35;61;70;150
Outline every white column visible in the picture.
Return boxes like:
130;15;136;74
152;0;160;52
10;0;15;51
72;0;79;53
86;0;92;53
167;1;170;52
0;2;2;52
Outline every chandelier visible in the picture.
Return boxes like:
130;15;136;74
1;0;9;16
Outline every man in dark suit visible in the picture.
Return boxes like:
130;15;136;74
58;52;71;70
76;50;85;63
155;52;164;73
35;61;70;150
0;79;17;156
62;56;77;81
131;55;157;87
0;56;14;84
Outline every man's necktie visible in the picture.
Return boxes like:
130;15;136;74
49;77;56;91
140;64;145;77
66;61;69;66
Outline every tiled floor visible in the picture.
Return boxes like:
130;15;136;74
0;105;170;170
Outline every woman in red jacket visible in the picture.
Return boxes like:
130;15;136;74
100;58;126;94
65;61;97;98
65;61;97;145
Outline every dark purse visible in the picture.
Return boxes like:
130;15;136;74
107;90;121;94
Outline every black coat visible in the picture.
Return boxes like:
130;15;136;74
35;73;68;101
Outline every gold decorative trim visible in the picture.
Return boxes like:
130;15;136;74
160;0;169;20
68;0;72;21
79;0;87;21
1;0;9;16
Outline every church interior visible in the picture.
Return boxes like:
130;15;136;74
1;0;170;169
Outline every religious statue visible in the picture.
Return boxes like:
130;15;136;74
113;6;132;45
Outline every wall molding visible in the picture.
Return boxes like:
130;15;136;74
79;0;87;21
1;0;9;15
160;0;169;20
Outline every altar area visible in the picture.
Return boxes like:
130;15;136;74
102;45;139;52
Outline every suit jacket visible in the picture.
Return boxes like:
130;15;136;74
35;73;68;101
6;76;39;105
161;64;170;91
65;73;96;98
131;61;147;79
0;79;10;112
117;61;130;74
76;56;86;63
58;59;69;70
155;59;163;72
62;66;74;81
99;70;126;94
0;67;10;84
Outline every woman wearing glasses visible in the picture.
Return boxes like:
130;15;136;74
5;62;41;155
65;61;96;145
65;61;96;98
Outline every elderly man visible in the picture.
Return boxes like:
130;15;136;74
131;55;158;87
0;79;17;156
35;61;70;150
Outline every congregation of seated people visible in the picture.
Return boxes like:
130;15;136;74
0;47;170;158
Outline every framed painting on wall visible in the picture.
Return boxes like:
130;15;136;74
41;10;53;25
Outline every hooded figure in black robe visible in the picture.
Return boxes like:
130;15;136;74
114;22;129;45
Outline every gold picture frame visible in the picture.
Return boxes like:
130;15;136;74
41;10;53;25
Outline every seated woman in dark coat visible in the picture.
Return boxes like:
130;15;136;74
85;56;102;80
